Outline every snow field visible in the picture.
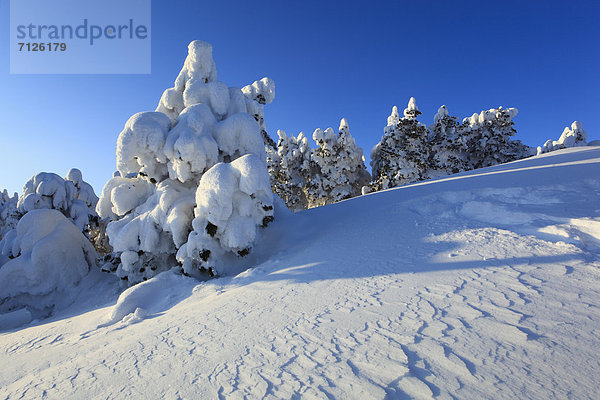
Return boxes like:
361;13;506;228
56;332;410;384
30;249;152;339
1;146;599;399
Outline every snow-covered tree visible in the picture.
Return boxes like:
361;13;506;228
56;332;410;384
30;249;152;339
369;98;430;191
9;169;99;234
269;119;369;210
0;190;19;241
458;107;532;169
98;40;275;285
0;170;99;320
268;129;311;211
427;105;469;178
537;121;588;155
305;119;370;208
0;209;97;319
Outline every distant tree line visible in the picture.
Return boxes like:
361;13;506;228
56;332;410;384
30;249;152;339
268;97;539;210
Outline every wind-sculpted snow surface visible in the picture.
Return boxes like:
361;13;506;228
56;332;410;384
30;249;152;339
98;40;275;285
1;146;599;399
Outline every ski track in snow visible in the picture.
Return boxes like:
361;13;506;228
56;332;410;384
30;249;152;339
2;147;600;399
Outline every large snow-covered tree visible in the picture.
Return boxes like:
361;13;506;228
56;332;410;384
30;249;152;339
97;40;276;285
369;98;430;191
537;121;588;155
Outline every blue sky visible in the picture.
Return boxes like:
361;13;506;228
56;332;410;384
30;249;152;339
1;0;599;195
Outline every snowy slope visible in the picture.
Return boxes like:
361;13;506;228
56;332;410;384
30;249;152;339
2;146;600;399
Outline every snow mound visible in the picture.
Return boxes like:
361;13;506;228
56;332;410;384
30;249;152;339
99;269;193;327
0;209;96;324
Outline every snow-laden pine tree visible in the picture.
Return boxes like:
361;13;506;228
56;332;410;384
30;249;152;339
0;170;99;313
1;169;99;236
0;190;19;241
268;129;311;211
369;97;430;191
537;121;588;155
305;119;371;208
458;107;532;169
97;41;275;285
427;105;469;178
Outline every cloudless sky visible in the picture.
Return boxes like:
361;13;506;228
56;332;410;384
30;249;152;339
1;0;598;195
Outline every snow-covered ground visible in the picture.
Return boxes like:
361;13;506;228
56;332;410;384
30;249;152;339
2;146;600;399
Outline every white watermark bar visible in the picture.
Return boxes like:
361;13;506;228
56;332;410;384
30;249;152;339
10;0;151;74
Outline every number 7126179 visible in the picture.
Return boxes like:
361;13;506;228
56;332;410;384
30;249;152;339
18;42;67;51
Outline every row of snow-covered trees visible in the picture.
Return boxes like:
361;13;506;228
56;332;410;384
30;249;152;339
267;119;371;211
268;97;535;209
367;98;535;191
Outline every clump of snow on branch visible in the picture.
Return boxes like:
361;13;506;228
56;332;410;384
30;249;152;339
242;77;277;148
537;121;588;155
116;112;171;183
163;104;219;183
98;40;276;286
177;154;273;277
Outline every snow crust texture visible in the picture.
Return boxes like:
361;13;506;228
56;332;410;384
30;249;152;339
1;147;599;399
